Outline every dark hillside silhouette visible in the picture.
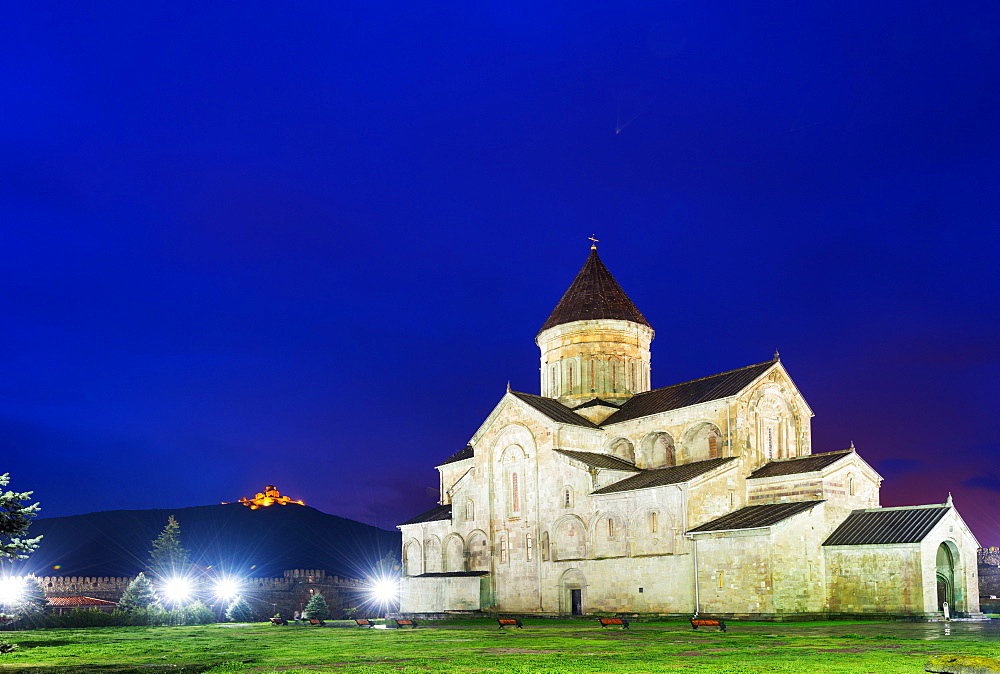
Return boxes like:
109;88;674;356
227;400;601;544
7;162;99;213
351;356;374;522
9;503;399;579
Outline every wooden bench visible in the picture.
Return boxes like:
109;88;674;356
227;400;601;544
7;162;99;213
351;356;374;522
497;618;523;629
394;618;418;628
690;618;726;632
269;617;288;626
308;618;326;626
355;618;375;628
598;617;629;629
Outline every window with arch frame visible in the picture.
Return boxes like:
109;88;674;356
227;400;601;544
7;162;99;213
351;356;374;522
465;499;474;521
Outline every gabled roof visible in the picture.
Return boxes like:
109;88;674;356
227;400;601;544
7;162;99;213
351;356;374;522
602;360;776;425
509;391;600;429
399;504;452;526
539;248;650;334
574;398;621;410
823;505;950;546
47;596;117;607
439;445;474;466
688;501;822;533
554;449;640;472
749;449;853;479
592;457;736;494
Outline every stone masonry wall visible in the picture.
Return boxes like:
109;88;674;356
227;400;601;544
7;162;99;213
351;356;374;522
39;570;365;620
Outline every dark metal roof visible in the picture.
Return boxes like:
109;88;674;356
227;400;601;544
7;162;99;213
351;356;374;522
553;448;640;472
399;504;452;526
688;501;822;533
539;249;650;333
749;449;853;479
509;391;600;429
823;506;950;546
592;457;736;494
439;445;474;466
602;360;776;425
411;571;490;578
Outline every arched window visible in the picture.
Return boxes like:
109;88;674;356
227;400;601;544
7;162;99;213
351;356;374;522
708;435;719;458
608;518;615;538
511;473;520;513
526;534;534;561
465;499;474;520
568;363;574;393
541;531;550;561
849;476;855;496
650;511;658;534
499;537;508;563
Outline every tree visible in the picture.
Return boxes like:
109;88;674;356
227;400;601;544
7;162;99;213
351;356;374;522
16;576;47;615
119;572;159;612
147;516;189;579
225;596;254;622
304;592;331;621
0;474;41;563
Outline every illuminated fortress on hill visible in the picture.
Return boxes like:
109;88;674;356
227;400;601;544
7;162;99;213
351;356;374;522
225;485;305;509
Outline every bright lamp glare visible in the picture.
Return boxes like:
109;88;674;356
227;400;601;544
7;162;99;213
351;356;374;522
214;578;240;600
162;577;193;603
371;579;397;603
0;576;25;606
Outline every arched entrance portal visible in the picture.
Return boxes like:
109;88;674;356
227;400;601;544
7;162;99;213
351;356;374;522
559;568;586;616
936;542;957;611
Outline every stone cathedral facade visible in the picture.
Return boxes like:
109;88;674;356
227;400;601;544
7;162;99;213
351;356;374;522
398;247;981;619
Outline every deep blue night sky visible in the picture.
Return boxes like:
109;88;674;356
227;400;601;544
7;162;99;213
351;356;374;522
3;2;999;543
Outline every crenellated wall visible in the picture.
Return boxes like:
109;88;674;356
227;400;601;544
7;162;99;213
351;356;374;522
38;570;367;619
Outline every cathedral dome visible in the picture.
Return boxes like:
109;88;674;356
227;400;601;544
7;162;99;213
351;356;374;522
536;247;654;403
538;248;650;334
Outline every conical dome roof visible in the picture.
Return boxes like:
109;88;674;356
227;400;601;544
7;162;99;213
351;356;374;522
539;249;651;334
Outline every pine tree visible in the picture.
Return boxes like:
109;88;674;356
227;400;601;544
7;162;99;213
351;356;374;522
147;516;190;579
119;572;159;612
0;474;41;563
15;576;47;615
225;596;254;622
304;591;331;621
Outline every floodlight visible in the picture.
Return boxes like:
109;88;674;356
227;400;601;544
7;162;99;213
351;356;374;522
370;578;397;603
161;577;193;604
0;576;24;606
213;578;240;600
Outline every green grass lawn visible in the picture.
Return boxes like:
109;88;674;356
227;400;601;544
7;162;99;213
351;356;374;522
1;619;998;674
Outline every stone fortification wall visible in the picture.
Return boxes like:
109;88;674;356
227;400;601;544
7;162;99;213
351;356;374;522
41;576;132;601
37;570;367;619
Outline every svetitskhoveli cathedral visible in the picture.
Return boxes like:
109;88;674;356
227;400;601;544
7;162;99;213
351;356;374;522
398;246;981;619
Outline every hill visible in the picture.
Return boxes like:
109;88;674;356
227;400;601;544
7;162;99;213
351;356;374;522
7;503;400;580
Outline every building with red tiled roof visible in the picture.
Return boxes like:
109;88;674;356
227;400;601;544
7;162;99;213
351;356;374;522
47;596;118;615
